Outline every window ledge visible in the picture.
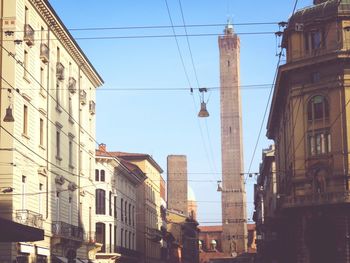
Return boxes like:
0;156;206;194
56;105;62;113
69;164;75;170
39;90;47;99
23;76;31;84
56;156;62;162
22;133;30;140
68;117;75;125
39;144;46;151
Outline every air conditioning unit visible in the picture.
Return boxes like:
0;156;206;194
295;23;304;32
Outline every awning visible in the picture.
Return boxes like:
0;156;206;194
0;217;44;242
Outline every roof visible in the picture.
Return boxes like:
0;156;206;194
199;225;223;233
108;151;164;173
95;150;146;184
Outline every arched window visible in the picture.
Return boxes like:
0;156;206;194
96;189;106;214
95;169;99;181
96;222;105;252
307;95;329;121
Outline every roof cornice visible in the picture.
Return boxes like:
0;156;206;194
29;0;104;87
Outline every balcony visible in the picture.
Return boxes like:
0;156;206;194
148;227;163;242
15;210;43;229
24;24;34;46
68;77;77;93
52;221;84;242
80;90;87;105
56;62;65;81
40;43;49;63
281;191;350;209
115;246;141;258
89;100;96;115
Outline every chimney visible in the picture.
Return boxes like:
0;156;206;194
99;143;106;152
313;0;328;4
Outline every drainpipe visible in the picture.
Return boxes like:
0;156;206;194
78;65;81;227
45;28;50;220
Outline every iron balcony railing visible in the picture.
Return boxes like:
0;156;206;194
282;190;350;208
68;77;77;93
56;62;65;81
115;246;141;257
15;209;43;229
80;90;87;105
89;100;96;115
52;221;84;241
24;24;34;46
40;43;49;63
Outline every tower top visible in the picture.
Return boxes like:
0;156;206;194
224;17;234;35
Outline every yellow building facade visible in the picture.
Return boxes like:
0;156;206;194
114;153;164;263
267;1;350;262
0;0;103;262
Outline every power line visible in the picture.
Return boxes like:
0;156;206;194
2;21;280;33
3;31;277;42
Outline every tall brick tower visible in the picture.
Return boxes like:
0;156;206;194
167;155;188;215
219;22;247;256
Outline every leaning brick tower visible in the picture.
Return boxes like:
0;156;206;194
219;21;247;256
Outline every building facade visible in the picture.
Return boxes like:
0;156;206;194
108;152;165;263
95;144;146;263
219;21;247;255
253;146;277;263
0;0;103;262
267;0;350;262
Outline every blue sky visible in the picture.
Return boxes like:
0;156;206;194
49;0;313;225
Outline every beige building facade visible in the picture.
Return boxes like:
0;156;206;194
0;0;103;262
95;144;146;263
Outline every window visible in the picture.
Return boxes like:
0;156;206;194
56;130;61;159
68;197;72;224
56;192;60;221
308;130;331;156
129;232;131;249
114;196;117;219
68;96;73;121
307;95;329;121
114;225;117;252
57;46;60;62
96;189;106;214
121;228;124;247
125;200;127;223
96;223;105;252
311;30;323;50
128;204;131;225
101;170;105;181
95;169;99;181
40;67;44;92
69;140;73;167
39;118;44;146
109;224;112;253
23;105;28;135
109;191;112;216
121;198;124;222
38;183;43;215
40;26;44;43
125;230;128;249
22;176;26;209
132;206;135;227
24;50;28;78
